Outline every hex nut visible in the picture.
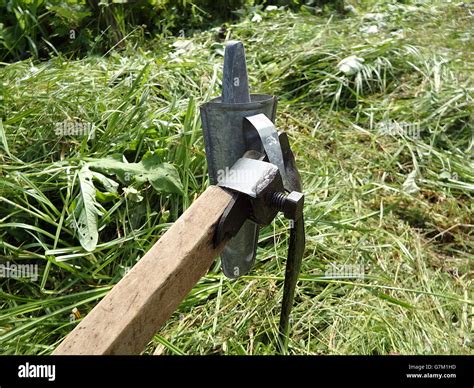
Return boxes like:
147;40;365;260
283;191;304;219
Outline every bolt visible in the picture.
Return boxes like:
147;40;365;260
269;191;304;220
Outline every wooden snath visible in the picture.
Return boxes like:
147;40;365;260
54;186;232;355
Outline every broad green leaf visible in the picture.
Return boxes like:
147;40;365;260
48;5;91;24
87;154;183;194
75;165;100;252
141;154;183;194
91;171;119;193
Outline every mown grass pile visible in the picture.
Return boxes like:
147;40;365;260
0;0;472;355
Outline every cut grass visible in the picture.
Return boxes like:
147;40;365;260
0;0;472;355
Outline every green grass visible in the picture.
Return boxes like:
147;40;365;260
0;0;473;355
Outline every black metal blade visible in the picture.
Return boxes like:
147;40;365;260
278;217;305;351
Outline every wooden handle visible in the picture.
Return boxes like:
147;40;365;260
53;186;233;355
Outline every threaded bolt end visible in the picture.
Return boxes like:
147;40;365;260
270;192;288;211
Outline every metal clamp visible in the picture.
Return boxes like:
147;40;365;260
201;42;277;279
214;150;305;347
200;41;305;347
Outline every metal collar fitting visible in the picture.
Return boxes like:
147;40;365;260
200;41;305;347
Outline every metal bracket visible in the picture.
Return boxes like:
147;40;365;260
200;42;276;279
244;113;290;190
200;40;306;347
214;153;305;347
215;156;303;244
214;156;282;249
